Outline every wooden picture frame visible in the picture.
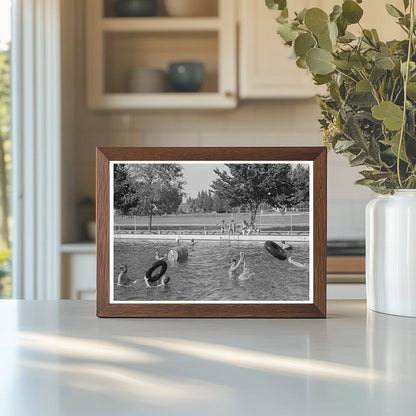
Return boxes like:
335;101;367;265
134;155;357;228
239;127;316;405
96;147;327;318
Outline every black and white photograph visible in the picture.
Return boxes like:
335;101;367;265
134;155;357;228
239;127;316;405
110;161;313;303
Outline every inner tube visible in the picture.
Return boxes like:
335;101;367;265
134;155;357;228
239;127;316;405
264;241;288;261
145;260;168;283
168;247;188;263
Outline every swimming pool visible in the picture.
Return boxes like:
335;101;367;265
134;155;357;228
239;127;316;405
113;239;310;302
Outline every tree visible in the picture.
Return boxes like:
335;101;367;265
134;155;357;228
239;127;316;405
290;164;309;207
0;45;10;248
126;164;184;230
113;163;139;215
211;164;294;225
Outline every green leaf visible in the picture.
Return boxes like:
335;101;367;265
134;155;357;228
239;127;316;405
296;8;307;23
356;79;372;92
336;15;348;36
344;115;367;148
313;74;332;85
371;29;380;42
372;101;404;131
342;0;364;24
306;48;335;75
304;8;329;35
403;0;410;10
334;140;355;151
350;152;367;167
350;54;368;70
294;33;316;58
296;57;308;69
375;55;395;70
333;60;353;70
385;4;404;18
277;23;298;43
339;31;356;43
330;5;342;22
318;27;334;52
360;170;391;181
266;0;287;11
389;132;409;162
407;82;416;99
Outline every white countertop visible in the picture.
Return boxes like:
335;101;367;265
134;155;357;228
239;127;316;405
0;300;415;415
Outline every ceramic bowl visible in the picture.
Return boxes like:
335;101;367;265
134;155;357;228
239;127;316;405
168;62;205;92
114;0;158;17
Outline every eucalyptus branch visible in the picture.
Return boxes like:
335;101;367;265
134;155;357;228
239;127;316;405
397;0;415;188
334;68;358;84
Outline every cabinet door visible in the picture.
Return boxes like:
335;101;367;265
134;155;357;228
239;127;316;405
62;253;96;300
239;0;325;99
239;0;404;99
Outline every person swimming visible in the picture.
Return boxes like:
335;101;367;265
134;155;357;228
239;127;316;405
144;274;170;288
229;252;246;279
116;265;137;287
288;256;308;270
229;253;253;281
155;249;167;261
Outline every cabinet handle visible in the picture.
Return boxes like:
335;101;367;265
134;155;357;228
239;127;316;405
225;91;234;99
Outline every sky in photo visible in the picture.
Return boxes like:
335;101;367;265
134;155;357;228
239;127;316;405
181;163;227;198
180;162;309;199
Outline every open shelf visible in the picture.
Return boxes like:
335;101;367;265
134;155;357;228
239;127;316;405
87;0;236;109
104;31;218;94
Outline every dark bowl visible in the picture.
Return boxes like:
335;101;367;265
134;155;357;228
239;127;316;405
168;62;205;93
114;0;158;17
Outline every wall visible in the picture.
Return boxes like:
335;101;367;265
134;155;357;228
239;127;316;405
62;0;374;243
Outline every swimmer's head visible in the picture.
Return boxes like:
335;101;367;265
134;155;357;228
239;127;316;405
231;258;237;264
162;275;170;285
120;264;128;273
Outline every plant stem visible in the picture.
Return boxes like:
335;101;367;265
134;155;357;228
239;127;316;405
397;0;415;188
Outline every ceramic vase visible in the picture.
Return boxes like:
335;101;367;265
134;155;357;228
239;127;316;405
366;190;416;317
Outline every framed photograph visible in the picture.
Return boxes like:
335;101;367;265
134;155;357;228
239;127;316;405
96;147;327;318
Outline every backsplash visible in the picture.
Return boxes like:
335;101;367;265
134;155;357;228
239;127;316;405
73;100;373;240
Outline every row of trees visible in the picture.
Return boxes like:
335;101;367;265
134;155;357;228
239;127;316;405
114;163;309;230
182;190;229;214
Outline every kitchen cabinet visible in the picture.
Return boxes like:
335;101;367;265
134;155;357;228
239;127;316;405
86;0;237;109
239;0;325;99
61;245;96;300
238;0;404;99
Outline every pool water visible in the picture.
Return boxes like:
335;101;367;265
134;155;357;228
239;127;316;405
113;239;310;302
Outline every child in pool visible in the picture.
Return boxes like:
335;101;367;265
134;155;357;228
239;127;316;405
229;252;246;279
144;274;170;288
117;265;137;287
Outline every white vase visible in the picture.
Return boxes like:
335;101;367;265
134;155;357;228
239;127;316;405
366;190;416;317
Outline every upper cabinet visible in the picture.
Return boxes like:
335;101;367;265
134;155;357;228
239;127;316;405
86;0;237;109
86;0;406;109
239;0;325;99
238;0;404;100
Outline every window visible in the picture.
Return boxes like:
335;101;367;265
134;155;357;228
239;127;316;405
0;0;11;298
